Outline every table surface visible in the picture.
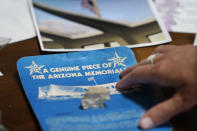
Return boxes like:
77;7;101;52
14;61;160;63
0;33;197;131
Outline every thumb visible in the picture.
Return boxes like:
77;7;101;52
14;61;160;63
138;93;187;129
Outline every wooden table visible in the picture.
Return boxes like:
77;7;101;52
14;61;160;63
0;33;196;131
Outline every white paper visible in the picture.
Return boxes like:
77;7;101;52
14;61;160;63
0;0;36;44
154;0;197;33
0;37;11;50
194;35;197;46
0;37;10;77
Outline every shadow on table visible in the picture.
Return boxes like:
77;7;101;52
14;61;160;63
15;73;42;131
119;84;197;131
119;84;173;130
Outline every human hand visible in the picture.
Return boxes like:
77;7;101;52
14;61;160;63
116;45;197;129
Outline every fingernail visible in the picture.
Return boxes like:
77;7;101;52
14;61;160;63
115;82;120;89
115;82;123;90
139;117;154;129
119;75;122;79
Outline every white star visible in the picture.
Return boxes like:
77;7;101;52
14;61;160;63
108;52;127;68
24;61;44;75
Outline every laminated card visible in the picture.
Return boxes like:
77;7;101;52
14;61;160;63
17;47;172;131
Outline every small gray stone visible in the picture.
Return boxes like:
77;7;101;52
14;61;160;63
81;86;110;109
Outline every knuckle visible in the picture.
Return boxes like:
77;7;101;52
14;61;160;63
154;45;165;52
172;93;186;112
177;89;197;110
153;61;168;74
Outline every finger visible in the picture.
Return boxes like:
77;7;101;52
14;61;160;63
120;60;150;79
138;92;192;129
143;53;164;65
116;64;157;90
120;64;138;78
120;54;164;79
153;45;176;54
120;59;149;78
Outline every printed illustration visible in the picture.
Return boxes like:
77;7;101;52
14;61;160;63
30;0;171;51
17;47;171;131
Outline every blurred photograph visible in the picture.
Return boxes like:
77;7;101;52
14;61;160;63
31;0;171;51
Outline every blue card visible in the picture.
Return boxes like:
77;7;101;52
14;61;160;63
17;47;171;131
